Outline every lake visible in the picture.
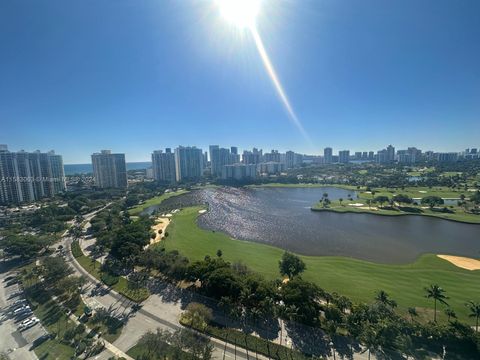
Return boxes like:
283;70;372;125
145;187;480;264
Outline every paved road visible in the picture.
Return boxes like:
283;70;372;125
63;207;374;360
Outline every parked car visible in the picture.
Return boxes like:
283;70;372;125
4;275;16;282
15;311;34;322
13;305;30;315
19;316;37;327
8;290;23;299
20;317;39;331
12;298;28;306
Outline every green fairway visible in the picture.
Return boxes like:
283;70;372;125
129;190;189;216
161;206;480;324
248;183;359;190
312;200;480;224
312;185;480;223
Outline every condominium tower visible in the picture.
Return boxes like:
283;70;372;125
174;146;203;182
0;145;66;204
152;148;176;184
91;150;127;188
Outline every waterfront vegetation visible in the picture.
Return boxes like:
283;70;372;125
161;206;480;324
128;189;189;216
311;185;480;223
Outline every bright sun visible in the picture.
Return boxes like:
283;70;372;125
217;0;261;29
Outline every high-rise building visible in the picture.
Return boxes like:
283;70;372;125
242;148;262;164
264;150;281;163
436;152;458;162
222;163;257;181
174;146;204;182
152;148;176;184
285;151;303;168
0;145;66;204
324;147;333;164
209;145;238;177
354;152;362;160
258;162;285;175
377;145;395;164
91;150;127;189
338;150;350;163
387;145;395;162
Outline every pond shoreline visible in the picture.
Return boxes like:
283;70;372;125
310;206;480;224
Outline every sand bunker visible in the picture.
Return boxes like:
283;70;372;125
348;203;364;207
198;209;207;214
437;255;480;271
149;217;171;246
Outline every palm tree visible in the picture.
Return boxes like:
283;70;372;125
374;290;397;309
424;284;448;322
466;301;480;331
276;305;288;346
407;307;418;323
361;325;379;360
444;308;456;322
339;198;343;206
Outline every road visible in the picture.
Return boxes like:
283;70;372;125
62;206;374;360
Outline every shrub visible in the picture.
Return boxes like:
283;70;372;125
100;272;119;287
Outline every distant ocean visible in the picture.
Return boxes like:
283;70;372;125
64;162;151;175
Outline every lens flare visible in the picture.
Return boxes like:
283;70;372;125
250;26;313;146
216;0;313;146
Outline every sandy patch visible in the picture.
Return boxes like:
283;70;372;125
359;206;378;210
149;217;171;246
198;209;207;214
418;190;427;193
348;203;364;207
437;255;480;271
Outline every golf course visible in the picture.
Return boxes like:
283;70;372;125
160;206;480;324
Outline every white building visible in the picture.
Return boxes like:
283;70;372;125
91;150;127;188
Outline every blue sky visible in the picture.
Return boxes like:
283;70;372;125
1;0;479;163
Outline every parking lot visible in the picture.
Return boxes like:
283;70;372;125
0;270;47;360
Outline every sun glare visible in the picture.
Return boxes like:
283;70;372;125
217;0;261;28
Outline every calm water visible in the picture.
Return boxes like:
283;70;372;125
64;162;151;175
147;187;480;264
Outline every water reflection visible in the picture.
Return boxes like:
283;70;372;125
144;187;480;264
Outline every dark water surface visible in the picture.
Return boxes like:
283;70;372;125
147;187;480;264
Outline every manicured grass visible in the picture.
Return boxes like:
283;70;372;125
248;183;359;190
34;339;75;360
357;186;468;200
312;200;480;224
128;190;189;216
72;241;150;302
162;207;480;324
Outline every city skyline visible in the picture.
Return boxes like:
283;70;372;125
1;143;479;165
2;0;480;163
